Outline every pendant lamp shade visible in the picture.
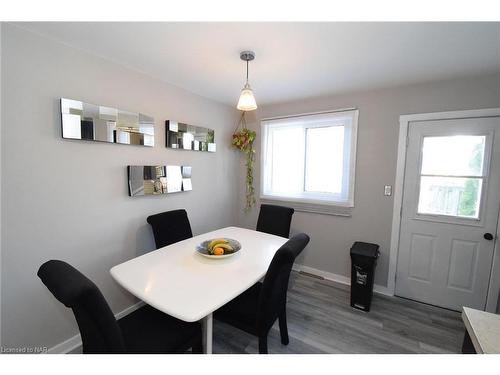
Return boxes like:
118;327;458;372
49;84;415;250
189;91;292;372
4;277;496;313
237;51;257;111
237;83;257;111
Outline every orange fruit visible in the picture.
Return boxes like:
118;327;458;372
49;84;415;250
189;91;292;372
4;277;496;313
213;247;224;256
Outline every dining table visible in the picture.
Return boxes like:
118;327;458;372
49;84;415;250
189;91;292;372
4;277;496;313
110;226;288;354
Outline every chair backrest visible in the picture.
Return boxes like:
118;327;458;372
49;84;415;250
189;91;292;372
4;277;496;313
37;260;126;353
146;209;193;249
256;233;310;336
256;204;295;238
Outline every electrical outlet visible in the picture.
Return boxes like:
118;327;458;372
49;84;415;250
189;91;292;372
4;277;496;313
384;185;392;196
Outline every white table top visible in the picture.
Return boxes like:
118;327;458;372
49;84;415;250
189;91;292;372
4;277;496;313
110;226;288;322
462;307;500;354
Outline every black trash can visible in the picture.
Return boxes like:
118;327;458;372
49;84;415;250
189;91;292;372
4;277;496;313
350;242;379;312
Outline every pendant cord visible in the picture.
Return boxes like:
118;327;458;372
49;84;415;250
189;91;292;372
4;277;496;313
235;57;249;131
233;111;247;133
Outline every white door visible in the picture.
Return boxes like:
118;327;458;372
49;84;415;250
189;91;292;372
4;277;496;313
396;117;500;311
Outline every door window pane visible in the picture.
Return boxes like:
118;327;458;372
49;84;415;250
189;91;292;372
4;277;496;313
421;135;486;176
417;176;482;218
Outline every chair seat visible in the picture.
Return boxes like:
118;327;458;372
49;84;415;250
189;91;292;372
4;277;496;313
215;282;262;335
118;305;201;354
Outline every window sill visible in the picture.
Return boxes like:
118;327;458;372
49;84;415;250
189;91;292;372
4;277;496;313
260;197;353;217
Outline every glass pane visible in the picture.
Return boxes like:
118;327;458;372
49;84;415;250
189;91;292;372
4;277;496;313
305;126;344;194
421;135;486;176
417;176;482;218
270;126;304;194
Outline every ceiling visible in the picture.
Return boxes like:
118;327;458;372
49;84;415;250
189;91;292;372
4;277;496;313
18;22;500;106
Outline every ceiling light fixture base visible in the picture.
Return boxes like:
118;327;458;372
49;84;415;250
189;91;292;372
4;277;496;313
240;51;255;62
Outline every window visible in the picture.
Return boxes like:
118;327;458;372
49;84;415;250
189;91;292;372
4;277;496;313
261;110;358;208
417;135;486;219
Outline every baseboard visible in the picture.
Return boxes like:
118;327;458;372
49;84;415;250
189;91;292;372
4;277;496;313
47;332;83;354
47;301;146;354
373;283;393;297
292;264;393;297
115;300;146;320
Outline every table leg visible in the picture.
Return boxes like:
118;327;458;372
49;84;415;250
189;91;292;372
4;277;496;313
462;330;477;354
201;313;213;354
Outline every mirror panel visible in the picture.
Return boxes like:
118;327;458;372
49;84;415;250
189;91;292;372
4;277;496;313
127;165;193;196
166;120;216;152
61;98;154;147
166;165;183;193
182;166;193;191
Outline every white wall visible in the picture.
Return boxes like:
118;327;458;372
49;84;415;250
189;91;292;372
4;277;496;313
238;73;500;288
0;24;240;350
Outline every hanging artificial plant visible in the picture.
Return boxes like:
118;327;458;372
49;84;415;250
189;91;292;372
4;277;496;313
232;112;256;211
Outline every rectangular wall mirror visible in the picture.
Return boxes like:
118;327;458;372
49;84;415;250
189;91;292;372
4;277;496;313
61;98;155;147
127;165;192;196
166;120;216;152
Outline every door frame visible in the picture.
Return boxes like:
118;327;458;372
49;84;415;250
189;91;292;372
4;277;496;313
388;108;500;312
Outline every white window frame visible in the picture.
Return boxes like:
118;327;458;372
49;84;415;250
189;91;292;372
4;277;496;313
260;109;359;211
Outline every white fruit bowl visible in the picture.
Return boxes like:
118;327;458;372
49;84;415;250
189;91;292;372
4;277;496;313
196;238;241;259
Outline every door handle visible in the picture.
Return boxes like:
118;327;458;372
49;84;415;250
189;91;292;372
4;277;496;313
484;233;494;241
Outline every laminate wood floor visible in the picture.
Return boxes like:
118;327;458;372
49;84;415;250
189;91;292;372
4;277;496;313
212;271;465;354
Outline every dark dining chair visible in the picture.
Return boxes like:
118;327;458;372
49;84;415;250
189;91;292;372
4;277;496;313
214;233;310;354
146;209;193;249
256;204;295;238
37;260;202;354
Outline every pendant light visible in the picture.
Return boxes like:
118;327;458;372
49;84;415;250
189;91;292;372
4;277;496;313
237;51;257;111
